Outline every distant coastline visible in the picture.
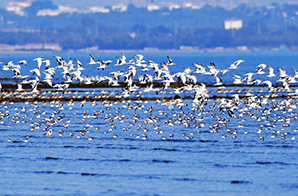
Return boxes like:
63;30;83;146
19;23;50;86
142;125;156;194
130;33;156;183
0;45;292;54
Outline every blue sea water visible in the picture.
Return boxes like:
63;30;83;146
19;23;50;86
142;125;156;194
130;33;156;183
0;51;298;196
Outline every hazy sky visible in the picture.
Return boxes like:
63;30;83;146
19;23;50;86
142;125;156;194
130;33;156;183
0;0;114;8
0;0;295;8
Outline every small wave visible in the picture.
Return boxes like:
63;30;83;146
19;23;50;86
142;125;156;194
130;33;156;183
173;178;198;181
81;172;97;176
153;147;178;151
230;180;251;184
214;163;229;167
57;171;71;174
78;158;96;161
34;171;55;174
256;161;291;165
63;145;74;148
45;156;59;160
199;140;218;143
152;159;172;163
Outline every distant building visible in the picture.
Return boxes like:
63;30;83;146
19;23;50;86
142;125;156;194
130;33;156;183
224;19;243;30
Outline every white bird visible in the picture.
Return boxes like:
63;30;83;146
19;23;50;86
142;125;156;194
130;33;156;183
53;55;64;65
72;69;83;83
228;59;244;69
33;57;44;69
267;65;276;77
214;76;223;86
11;68;21;79
231;75;243;85
64;73;73;83
110;71;123;81
75;58;85;71
16;83;24;92
263;80;274;91
243;73;255;85
18;60;28;66
2;61;13;70
29;77;40;93
193;63;207;74
115;53;126;66
43;59;51;69
186;74;197;84
166;56;175;66
53;83;70;91
126;65;137;78
277;67;288;78
256;63;267;74
162;79;171;89
208;62;220;76
133;54;146;64
292;68;298;78
30;68;41;79
175;72;187;85
183;67;193;74
88;53;99;65
43;78;53;87
97;60;107;70
83;76;93;85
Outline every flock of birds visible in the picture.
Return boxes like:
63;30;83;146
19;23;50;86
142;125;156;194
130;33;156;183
0;53;298;96
0;53;298;143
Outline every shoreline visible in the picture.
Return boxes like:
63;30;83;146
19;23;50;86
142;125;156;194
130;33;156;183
0;47;294;54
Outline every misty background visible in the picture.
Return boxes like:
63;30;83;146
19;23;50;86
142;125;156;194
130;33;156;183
0;0;294;8
0;0;297;52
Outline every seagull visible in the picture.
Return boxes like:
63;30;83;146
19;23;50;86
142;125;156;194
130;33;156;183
30;68;41;79
75;58;85;71
231;75;243;85
256;63;267;74
11;67;21;79
277;67;288;78
292;68;298;78
2;61;14;70
243;73;255;85
186;74;197;84
64;73;73;83
53;83;70;91
110;71;123;81
29;77;40;93
263;80;274;91
16;83;24;92
18;60;28;66
133;54;146;64
115;53;126;66
214;76;223;86
267;65;276;77
88;53;99;65
166;56;175;66
72;69;84;83
193;63;207;74
97;60;107;70
43;59;51;70
208;62;220;76
53;55;64;64
33;57;44;69
228;59;244;69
